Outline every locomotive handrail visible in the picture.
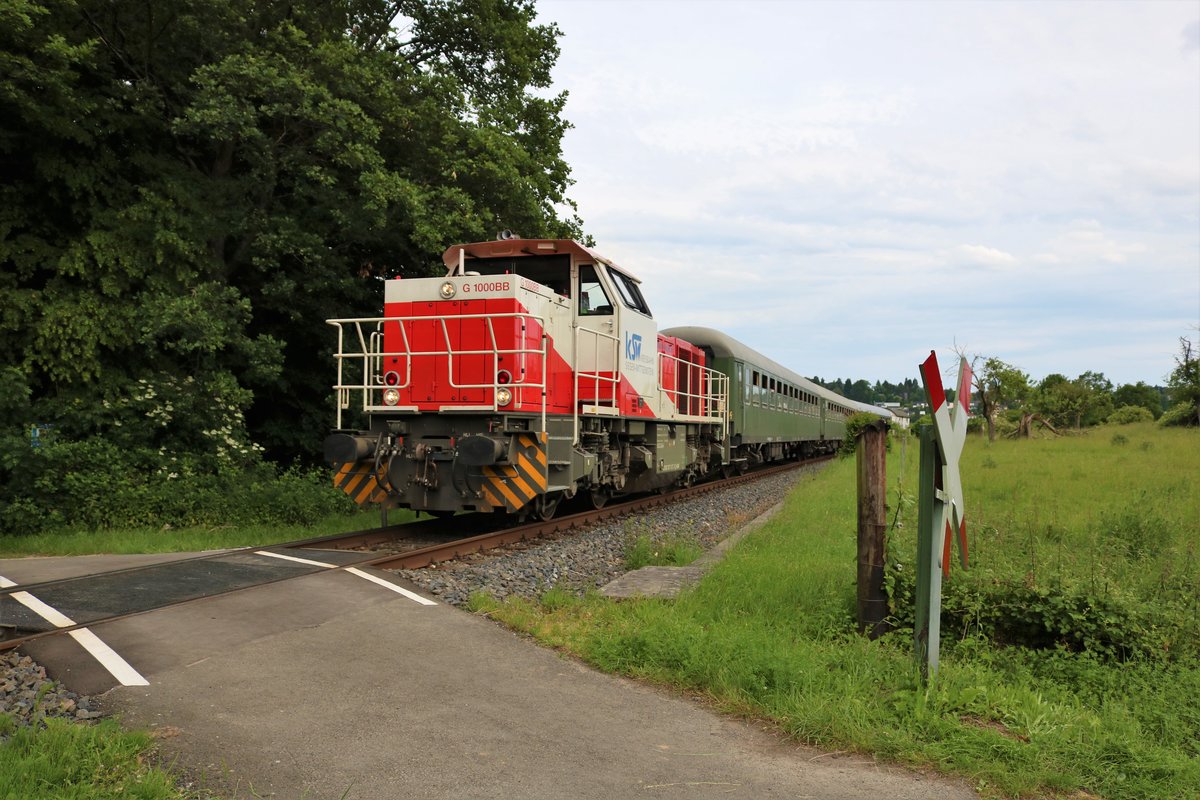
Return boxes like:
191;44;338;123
327;314;549;431
330;314;728;447
573;324;621;445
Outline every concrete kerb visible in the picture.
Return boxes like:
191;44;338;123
598;498;786;599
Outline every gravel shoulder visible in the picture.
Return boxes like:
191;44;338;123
392;466;822;606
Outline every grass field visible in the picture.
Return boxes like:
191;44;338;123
476;422;1200;798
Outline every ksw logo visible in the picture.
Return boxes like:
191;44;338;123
625;332;642;361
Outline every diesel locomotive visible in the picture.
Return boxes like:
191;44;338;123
323;236;888;519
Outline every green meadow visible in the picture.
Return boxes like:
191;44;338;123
476;422;1200;798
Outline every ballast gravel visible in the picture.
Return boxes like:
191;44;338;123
0;650;103;738
391;465;823;606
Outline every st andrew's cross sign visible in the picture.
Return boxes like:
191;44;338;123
914;351;972;679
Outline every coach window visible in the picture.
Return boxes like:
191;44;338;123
605;267;652;316
578;264;613;316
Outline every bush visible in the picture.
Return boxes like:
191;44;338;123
887;564;1192;663
0;437;354;535
1108;405;1154;425
1158;402;1199;428
840;412;888;457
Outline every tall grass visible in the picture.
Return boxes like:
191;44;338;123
0;717;185;799
477;423;1200;798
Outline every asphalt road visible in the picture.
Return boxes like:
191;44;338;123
3;553;978;799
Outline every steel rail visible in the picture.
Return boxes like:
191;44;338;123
362;455;833;570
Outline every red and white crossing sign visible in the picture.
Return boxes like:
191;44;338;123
914;351;972;680
919;351;971;575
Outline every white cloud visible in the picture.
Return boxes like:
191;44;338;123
538;0;1200;386
1037;222;1148;266
956;245;1018;268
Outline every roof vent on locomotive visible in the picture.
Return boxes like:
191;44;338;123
324;237;881;520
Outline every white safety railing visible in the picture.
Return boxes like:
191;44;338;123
327;314;549;432
573;324;621;444
657;352;729;440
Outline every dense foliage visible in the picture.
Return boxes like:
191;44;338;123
1;0;580;532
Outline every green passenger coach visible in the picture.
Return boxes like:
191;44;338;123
661;327;879;470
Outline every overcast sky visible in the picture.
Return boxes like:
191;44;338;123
533;0;1200;388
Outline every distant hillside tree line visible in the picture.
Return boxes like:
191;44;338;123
808;377;924;407
812;336;1198;443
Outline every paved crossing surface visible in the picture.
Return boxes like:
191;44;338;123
2;553;977;799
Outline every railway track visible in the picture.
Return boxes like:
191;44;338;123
367;455;832;570
0;455;831;654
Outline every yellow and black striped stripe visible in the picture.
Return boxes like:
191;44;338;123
479;432;547;513
332;461;388;506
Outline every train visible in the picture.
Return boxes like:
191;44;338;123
323;235;890;519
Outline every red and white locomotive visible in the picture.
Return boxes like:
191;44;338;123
324;235;730;519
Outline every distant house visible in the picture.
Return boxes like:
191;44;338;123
880;402;911;429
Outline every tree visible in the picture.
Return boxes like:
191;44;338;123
1074;371;1114;428
1113;381;1164;420
0;0;581;468
1165;336;1200;427
969;357;1030;442
1035;373;1083;429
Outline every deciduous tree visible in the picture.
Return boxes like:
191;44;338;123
969;357;1030;442
0;0;580;469
1113;381;1164;420
1165;336;1200;427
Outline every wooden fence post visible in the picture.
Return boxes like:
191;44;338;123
856;420;890;639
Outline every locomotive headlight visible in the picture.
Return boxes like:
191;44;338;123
438;281;457;299
383;388;401;406
495;387;513;406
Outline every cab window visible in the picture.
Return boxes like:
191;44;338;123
606;267;652;316
578;264;613;316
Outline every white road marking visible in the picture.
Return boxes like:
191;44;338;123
10;590;75;628
68;629;149;686
254;550;336;568
254;551;436;606
346;567;438;606
1;575;148;686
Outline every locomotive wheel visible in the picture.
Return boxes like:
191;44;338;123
536;493;562;521
588;488;610;509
